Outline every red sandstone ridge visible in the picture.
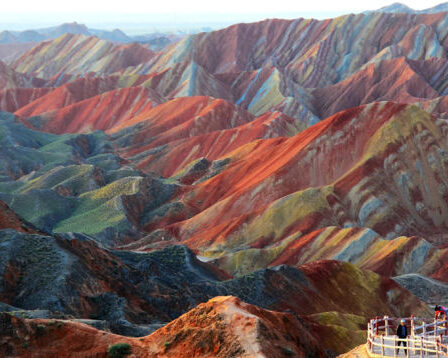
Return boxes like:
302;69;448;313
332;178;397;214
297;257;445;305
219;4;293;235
0;313;138;358
0;88;52;113
110;96;258;175
312;57;443;119
23;87;165;134
0;296;326;357
122;109;303;178
14;76;125;118
108;96;254;137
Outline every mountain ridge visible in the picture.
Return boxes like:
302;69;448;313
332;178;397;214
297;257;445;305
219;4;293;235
373;2;448;14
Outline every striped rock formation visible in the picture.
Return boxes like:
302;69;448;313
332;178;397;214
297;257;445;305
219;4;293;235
110;96;305;177
153;103;446;239
23;87;164;134
116;12;448;121
215;226;448;279
9;12;448;126
120;102;448;288
0;61;45;89
11;34;154;79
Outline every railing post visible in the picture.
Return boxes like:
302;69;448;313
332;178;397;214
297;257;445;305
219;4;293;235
436;337;440;358
381;335;385;356
411;314;415;336
394;336;397;358
421;336;424;358
411;333;416;356
406;337;410;358
385;315;389;336
367;322;372;352
436;318;439;337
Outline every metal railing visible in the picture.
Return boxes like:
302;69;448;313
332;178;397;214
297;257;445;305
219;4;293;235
367;316;448;357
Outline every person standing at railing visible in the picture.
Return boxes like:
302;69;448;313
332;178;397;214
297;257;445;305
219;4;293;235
396;319;408;356
435;305;448;320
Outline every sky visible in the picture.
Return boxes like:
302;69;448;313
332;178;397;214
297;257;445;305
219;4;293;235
0;0;445;34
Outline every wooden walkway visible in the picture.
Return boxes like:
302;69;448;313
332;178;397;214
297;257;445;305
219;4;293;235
367;316;448;357
370;335;448;357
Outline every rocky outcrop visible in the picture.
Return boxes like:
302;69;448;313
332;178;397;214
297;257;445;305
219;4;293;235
142;296;325;357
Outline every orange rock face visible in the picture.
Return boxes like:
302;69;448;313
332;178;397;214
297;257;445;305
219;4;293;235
23;87;164;134
0;296;326;358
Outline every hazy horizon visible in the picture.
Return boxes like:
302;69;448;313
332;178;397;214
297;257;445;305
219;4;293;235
0;1;445;35
0;11;348;35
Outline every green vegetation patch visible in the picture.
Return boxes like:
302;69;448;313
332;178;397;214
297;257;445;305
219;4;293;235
107;343;132;358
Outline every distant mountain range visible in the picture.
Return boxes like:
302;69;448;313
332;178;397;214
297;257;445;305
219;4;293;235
371;2;448;14
4;2;448;49
0;21;185;50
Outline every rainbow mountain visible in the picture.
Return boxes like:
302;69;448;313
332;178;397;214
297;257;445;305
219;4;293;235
0;8;448;357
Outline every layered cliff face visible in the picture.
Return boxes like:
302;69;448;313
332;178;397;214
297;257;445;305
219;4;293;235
1;9;448;357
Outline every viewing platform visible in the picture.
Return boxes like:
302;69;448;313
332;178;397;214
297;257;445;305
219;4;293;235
367;316;448;357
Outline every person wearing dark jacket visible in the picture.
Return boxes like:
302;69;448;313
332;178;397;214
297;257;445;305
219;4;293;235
396;319;408;355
